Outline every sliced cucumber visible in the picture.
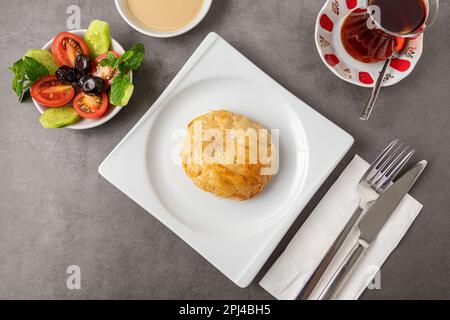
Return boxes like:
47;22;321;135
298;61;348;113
25;49;59;74
84;20;111;59
39;107;81;128
109;81;134;107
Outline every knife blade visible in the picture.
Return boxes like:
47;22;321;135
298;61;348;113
319;160;427;299
359;160;427;244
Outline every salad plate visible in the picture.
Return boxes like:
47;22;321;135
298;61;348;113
99;32;353;287
315;0;423;87
32;29;133;130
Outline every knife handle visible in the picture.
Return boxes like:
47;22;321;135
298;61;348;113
318;240;367;300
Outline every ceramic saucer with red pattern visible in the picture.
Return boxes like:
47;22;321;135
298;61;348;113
315;0;423;87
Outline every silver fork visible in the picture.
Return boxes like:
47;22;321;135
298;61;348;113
353;139;415;219
299;139;415;300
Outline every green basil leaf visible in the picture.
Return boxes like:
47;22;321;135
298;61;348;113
109;73;130;106
10;59;27;100
10;57;48;101
23;56;49;81
117;50;133;64
98;59;109;67
12;77;24;98
122;43;145;70
10;58;25;76
99;52;118;67
118;64;127;75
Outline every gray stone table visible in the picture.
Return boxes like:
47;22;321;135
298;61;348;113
0;0;449;299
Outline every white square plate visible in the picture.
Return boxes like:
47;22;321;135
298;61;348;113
99;33;354;287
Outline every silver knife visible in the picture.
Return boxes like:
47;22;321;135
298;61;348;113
318;160;427;300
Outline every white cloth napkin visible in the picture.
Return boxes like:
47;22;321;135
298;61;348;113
260;155;423;300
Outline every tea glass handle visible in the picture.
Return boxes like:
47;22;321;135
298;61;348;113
360;57;392;121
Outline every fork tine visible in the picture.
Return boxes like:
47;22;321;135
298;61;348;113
381;146;410;176
361;139;399;182
367;142;405;183
375;149;415;192
369;143;407;184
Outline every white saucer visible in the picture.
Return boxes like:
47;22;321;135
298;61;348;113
315;0;423;87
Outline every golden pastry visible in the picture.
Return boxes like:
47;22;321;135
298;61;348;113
180;110;276;200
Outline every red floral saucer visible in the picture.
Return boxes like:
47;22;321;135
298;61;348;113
315;0;423;87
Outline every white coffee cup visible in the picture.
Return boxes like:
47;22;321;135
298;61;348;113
115;0;213;38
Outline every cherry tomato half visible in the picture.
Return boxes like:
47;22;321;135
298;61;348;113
52;32;90;67
91;51;120;86
31;75;75;107
72;91;108;119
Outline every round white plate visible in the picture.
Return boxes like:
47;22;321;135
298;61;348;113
33;29;132;130
115;0;212;38
315;0;423;87
144;76;308;238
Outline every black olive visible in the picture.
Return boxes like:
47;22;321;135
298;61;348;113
80;76;106;94
74;54;91;75
76;75;90;88
56;66;79;84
